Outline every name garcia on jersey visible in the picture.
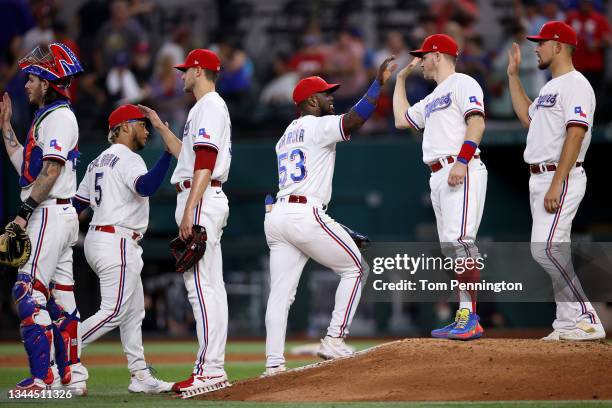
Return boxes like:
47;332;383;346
278;127;305;148
425;92;452;119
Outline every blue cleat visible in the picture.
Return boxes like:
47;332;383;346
431;310;461;338
448;308;484;341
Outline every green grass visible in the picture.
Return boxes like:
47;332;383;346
0;341;610;407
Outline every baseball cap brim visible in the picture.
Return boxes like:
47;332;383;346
173;63;190;72
526;35;549;42
321;83;340;94
409;49;428;57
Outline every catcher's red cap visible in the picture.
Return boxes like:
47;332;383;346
410;34;459;57
293;76;340;105
174;49;221;72
526;21;577;47
108;104;147;129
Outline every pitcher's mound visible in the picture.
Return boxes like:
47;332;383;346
200;338;612;401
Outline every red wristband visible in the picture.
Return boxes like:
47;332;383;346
457;141;477;164
194;146;218;171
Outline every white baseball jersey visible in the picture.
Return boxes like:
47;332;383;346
171;91;232;184
405;73;485;163
20;102;79;201
275;114;348;206
523;70;594;164
75;143;149;234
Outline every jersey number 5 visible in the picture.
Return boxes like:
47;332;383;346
278;149;306;187
94;172;103;205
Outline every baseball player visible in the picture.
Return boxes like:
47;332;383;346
72;104;174;393
507;21;605;341
0;43;88;392
392;34;487;341
263;56;396;376
139;48;232;394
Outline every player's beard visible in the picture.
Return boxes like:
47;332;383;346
538;60;551;70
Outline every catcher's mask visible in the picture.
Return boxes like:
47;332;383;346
19;42;84;99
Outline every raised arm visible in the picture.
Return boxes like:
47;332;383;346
340;56;396;134
507;43;532;128
1;93;24;173
393;58;421;129
138;104;183;158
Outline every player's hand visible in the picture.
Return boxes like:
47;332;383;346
179;210;195;241
396;57;421;80
376;55;397;86
0;92;13;125
507;43;521;77
137;104;164;129
12;216;27;229
544;182;562;213
448;162;467;186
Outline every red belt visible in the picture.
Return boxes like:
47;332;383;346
428;155;480;173
175;179;222;193
529;162;582;174
56;198;70;204
91;225;140;240
288;195;308;204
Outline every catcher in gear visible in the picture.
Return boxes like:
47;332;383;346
0;222;32;268
1;42;88;393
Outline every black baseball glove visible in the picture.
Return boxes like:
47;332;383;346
339;223;371;250
169;225;207;273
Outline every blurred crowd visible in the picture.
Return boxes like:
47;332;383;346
1;0;611;143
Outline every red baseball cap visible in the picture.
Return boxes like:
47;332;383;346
293;76;340;105
526;21;577;46
174;49;221;72
108;104;147;129
410;34;459;57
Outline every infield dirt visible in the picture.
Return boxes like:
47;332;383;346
200;338;612;401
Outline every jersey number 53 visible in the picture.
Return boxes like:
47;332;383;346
278;148;306;187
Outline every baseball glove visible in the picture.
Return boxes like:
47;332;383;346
0;222;32;268
169;225;207;273
339;223;371;250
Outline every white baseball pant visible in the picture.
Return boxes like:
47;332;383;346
176;186;229;377
80;228;148;373
264;200;366;368
529;165;600;330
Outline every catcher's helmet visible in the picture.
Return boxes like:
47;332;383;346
18;42;84;98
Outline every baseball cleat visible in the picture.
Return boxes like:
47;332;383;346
317;336;354;360
14;377;49;391
431;310;461;338
447;308;483;341
261;364;286;377
541;329;563;341
128;367;173;393
559;321;606;341
173;373;229;393
177;374;230;399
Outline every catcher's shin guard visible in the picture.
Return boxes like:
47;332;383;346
12;274;54;385
48;286;81;385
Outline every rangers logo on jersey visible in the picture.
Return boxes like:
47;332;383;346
425;92;452;118
198;128;211;139
536;93;557;109
50;139;62;151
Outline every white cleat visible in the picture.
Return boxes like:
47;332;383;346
179;374;231;399
261;364;286;377
559;321;606;341
65;381;88;396
128;367;173;394
541;330;563;341
317;336;355;360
